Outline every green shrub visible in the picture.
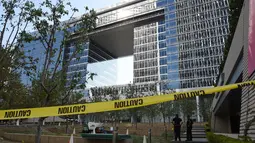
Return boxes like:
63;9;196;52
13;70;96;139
204;122;211;132
206;132;254;143
205;126;211;132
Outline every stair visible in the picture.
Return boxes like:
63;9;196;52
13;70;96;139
172;124;208;143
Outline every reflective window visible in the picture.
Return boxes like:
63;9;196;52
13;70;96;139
160;49;167;56
167;46;178;54
161;75;168;80
168;72;179;80
168;5;176;12
159;41;166;48
169;29;177;35
169;13;176;19
169;54;178;61
167;0;175;4
133;22;159;84
169;21;177;27
169;62;178;71
157;0;167;7
167;38;177;44
160;57;167;65
168;81;180;89
160;66;167;74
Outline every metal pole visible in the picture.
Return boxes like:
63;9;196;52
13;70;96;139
196;96;201;122
164;126;167;140
112;127;118;143
148;128;151;143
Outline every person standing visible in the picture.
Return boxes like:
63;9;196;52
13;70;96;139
172;114;183;141
186;115;193;141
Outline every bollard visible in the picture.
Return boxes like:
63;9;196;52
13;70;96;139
143;135;147;143
148;129;151;143
164;126;167;140
112;127;118;143
16;119;20;126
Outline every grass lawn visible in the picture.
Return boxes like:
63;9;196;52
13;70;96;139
131;135;173;143
0;123;175;141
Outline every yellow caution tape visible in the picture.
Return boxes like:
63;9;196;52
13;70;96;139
0;80;254;120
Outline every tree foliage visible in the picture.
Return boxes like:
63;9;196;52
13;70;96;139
3;0;98;142
0;0;37;108
179;98;197;121
199;95;213;122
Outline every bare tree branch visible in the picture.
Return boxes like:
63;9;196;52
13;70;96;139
5;8;24;49
51;9;77;80
51;39;64;80
0;5;13;49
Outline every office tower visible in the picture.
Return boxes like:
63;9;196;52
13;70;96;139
21;0;229;94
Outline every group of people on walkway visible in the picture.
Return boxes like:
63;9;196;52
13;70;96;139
172;114;193;141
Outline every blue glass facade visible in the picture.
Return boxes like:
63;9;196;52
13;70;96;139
158;20;168;82
21;31;64;85
157;0;180;89
65;42;89;92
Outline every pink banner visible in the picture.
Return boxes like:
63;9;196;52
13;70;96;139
248;0;255;76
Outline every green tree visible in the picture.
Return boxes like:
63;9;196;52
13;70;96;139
61;92;85;133
107;87;123;127
0;0;37;108
159;83;176;127
142;104;159;127
199;95;213;122
87;86;108;123
0;72;29;109
126;84;143;129
179;98;196;122
20;0;97;142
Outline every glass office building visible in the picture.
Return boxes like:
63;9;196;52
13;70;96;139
21;0;229;95
21;31;64;85
156;0;228;89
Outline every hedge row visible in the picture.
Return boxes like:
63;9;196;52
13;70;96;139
206;132;254;143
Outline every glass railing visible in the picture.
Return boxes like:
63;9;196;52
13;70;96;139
96;0;160;27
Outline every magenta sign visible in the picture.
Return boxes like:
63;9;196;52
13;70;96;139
248;0;255;76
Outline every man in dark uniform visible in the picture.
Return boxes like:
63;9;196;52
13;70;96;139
172;114;183;141
186;115;193;141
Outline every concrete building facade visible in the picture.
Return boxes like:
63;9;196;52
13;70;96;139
211;0;255;138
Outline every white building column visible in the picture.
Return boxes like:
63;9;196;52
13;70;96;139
196;96;201;122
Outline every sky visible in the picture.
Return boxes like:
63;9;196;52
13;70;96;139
0;0;124;46
1;0;134;85
31;0;124;19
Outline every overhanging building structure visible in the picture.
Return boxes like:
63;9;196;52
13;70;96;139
66;0;229;89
